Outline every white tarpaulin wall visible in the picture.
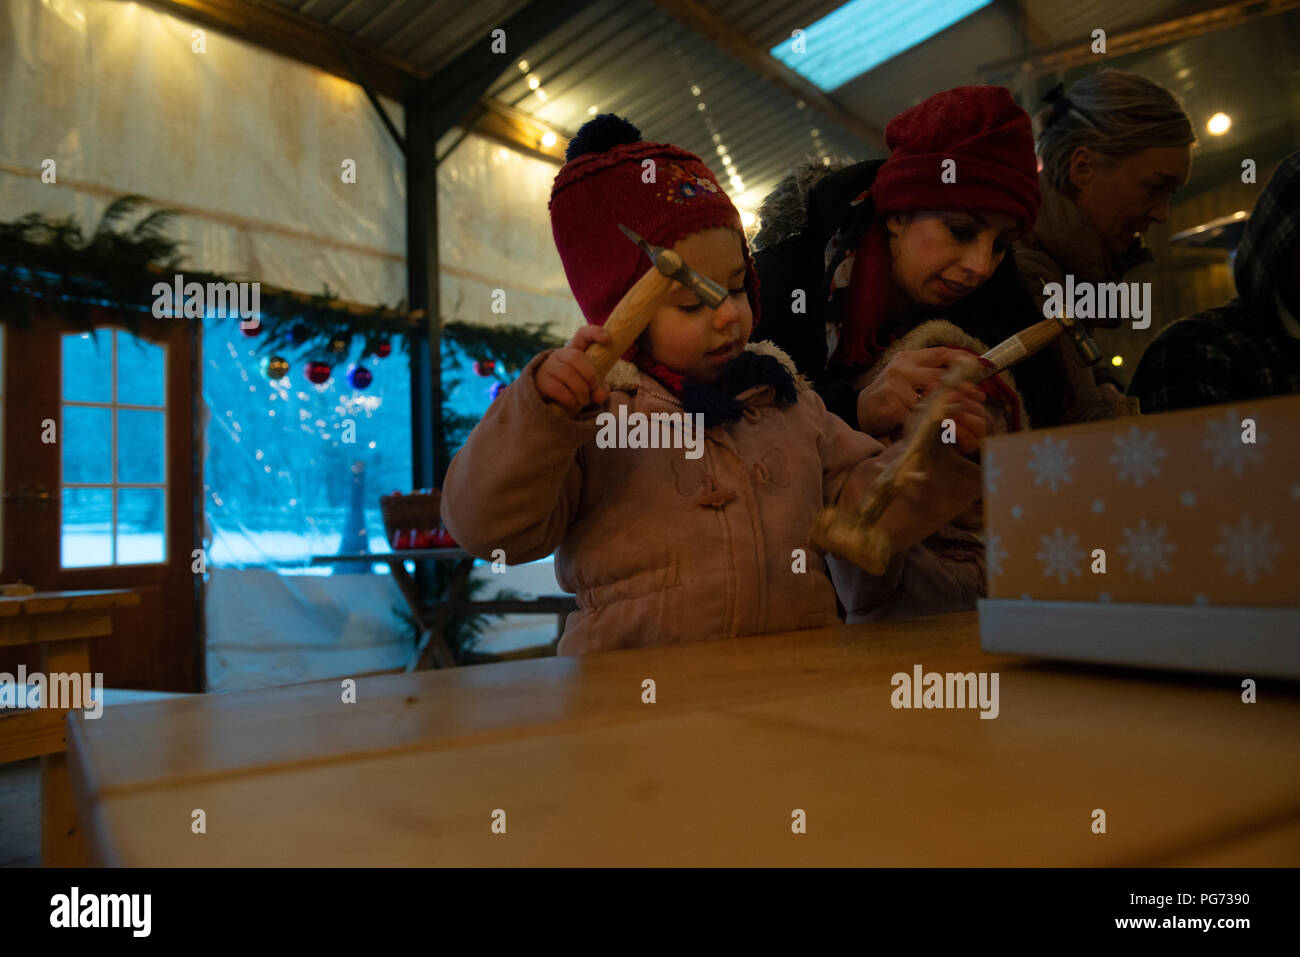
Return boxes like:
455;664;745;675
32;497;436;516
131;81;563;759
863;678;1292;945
1;0;581;689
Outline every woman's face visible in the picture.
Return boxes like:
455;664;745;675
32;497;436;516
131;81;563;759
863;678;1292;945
886;211;1021;308
1069;145;1192;255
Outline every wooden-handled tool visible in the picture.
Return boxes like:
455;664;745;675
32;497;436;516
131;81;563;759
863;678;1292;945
546;224;727;416
811;315;1074;573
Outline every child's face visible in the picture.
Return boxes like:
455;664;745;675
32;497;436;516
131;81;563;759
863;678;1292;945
644;227;753;386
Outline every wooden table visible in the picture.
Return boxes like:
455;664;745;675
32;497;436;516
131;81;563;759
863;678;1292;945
66;611;1300;866
310;549;577;670
0;589;140;866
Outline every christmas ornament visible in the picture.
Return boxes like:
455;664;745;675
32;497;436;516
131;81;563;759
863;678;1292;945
328;337;348;354
489;381;505;401
374;340;392;358
289;323;311;344
474;359;496;376
305;361;332;385
263;355;290;380
347;365;373;390
240;320;262;337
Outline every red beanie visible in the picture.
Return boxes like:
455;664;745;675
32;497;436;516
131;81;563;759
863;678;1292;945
549;116;760;337
873;85;1040;230
834;86;1040;368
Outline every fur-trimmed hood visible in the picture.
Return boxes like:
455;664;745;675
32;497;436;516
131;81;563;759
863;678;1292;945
852;319;1029;432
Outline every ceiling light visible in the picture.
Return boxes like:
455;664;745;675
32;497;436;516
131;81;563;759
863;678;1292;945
541;131;557;148
588;105;598;115
1207;112;1231;135
1111;355;1124;367
527;76;540;90
740;210;756;228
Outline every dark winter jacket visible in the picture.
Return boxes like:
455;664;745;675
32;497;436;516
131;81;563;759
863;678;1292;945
1128;150;1300;413
750;159;1070;430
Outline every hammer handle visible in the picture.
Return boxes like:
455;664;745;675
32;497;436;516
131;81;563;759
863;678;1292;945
978;317;1065;379
546;265;679;416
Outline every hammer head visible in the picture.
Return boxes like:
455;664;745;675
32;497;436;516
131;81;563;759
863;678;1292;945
618;223;728;309
1054;313;1103;366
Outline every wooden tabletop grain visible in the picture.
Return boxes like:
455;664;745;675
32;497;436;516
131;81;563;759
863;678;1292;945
67;611;1300;866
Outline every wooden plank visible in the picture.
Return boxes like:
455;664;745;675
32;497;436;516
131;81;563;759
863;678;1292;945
39;639;91;867
67;614;983;795
87;691;1300;865
0;589;142;614
0;706;67;762
0;614;114;648
69;612;1300;865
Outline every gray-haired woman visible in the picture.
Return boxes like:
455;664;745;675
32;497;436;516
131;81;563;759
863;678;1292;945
1013;69;1196;424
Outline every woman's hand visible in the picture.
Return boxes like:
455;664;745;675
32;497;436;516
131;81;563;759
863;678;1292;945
856;347;977;436
537;325;613;414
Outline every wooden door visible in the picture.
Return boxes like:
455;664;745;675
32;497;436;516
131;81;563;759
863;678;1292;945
0;306;200;691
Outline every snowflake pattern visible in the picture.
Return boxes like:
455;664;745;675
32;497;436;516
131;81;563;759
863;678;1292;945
1202;408;1267;476
1109;426;1166;486
1036;527;1085;584
987;533;1008;580
984;449;1001;496
1213;515;1283;583
1026;436;1075;492
1118;519;1176;581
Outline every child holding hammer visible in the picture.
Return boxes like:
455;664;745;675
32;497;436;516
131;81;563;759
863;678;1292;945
441;116;990;654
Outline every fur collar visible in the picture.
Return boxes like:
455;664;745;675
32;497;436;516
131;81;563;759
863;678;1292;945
605;340;812;394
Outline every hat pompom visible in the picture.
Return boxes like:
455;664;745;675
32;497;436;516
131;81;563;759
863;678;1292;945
566;114;642;162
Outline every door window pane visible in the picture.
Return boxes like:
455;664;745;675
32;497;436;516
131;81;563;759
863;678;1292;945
62;406;113;483
117;488;165;564
62;331;112;403
118;409;165;484
117;334;166;406
62;488;112;568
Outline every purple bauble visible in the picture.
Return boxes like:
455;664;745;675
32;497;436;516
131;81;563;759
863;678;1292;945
348;365;373;390
489;381;505;401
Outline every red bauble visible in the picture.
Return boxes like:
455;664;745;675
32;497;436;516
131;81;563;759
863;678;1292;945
473;359;496;376
374;340;392;358
412;529;435;549
305;361;332;385
240;320;262;337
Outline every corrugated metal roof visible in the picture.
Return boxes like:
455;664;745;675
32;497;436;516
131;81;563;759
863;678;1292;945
262;0;1299;210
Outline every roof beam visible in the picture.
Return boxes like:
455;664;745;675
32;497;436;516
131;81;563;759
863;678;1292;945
980;0;1300;79
645;0;887;154
141;0;422;99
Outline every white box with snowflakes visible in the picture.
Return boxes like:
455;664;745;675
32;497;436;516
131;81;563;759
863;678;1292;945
978;394;1300;677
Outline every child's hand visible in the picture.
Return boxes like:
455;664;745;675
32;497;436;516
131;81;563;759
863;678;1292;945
537;325;613;415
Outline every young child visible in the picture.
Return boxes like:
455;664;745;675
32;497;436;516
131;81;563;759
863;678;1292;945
440;116;988;655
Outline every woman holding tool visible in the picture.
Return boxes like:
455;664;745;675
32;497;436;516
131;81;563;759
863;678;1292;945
440;116;985;654
751;85;1048;437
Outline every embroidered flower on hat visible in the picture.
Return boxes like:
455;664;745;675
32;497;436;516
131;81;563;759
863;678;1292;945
659;163;720;205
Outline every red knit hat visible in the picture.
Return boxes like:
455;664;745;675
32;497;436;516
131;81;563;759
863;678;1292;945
873;85;1040;228
835;86;1040;368
549;116;760;392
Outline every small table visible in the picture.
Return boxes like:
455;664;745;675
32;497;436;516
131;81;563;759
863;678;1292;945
310;550;577;671
66;611;1300;866
0;588;140;866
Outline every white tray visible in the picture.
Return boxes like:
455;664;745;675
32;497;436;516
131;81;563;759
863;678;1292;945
978;599;1300;679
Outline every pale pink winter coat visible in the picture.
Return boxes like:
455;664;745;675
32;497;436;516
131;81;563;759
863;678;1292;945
441;341;982;655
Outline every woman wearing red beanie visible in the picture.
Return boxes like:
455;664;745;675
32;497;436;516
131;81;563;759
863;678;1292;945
753;85;1057;439
753;85;1057;621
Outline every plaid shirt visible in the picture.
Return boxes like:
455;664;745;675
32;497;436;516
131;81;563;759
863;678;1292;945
1130;150;1300;414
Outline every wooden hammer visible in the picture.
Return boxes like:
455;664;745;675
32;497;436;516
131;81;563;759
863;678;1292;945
546;224;727;416
811;316;1072;573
